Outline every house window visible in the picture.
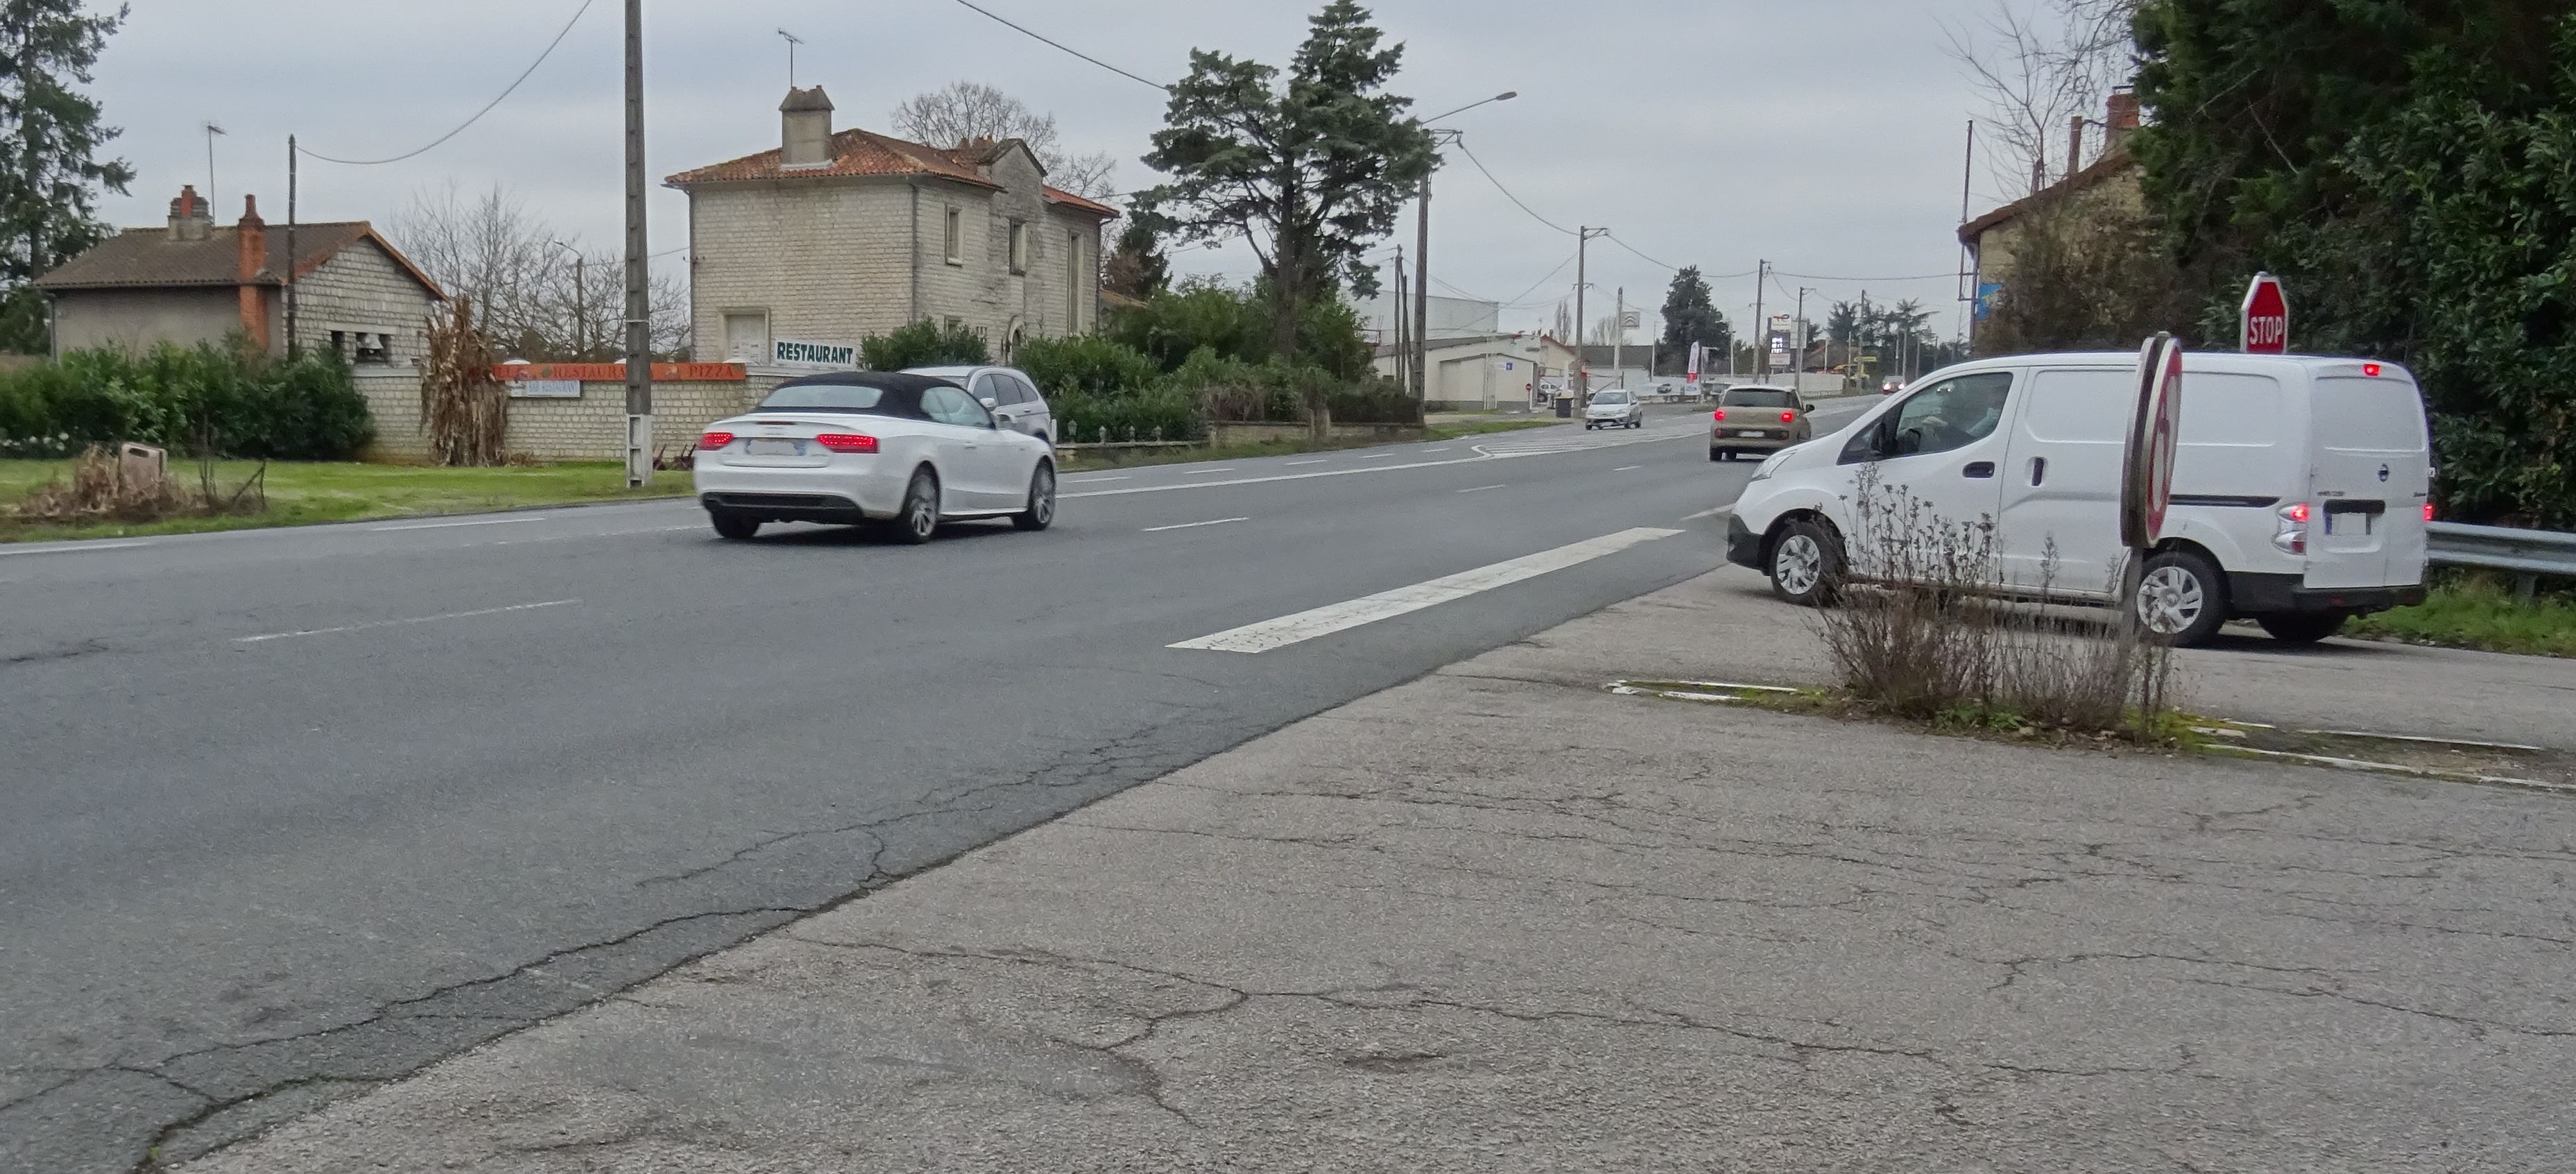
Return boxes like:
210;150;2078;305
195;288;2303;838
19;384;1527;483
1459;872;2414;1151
1065;232;1082;327
328;330;346;358
1008;221;1029;275
944;207;963;266
723;311;770;362
352;332;391;364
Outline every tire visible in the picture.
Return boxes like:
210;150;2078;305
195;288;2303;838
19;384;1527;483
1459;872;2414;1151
888;468;940;545
2136;548;2229;646
1012;461;1057;531
1708;446;1725;463
2256;612;2348;644
1767;518;1844;607
710;510;759;541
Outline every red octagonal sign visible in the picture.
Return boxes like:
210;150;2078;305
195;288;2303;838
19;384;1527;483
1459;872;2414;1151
2241;272;2289;354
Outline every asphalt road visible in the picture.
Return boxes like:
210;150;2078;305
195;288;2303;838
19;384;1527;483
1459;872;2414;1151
0;399;1877;1171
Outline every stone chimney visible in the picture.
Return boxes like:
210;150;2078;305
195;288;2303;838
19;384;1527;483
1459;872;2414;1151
780;85;834;167
2106;88;2141;153
236;195;271;351
168;185;212;241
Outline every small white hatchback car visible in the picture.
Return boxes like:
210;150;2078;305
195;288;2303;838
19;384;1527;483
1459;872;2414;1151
694;371;1058;543
1583;389;1645;429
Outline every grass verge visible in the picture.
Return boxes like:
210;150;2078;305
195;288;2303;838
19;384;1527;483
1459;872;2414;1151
0;458;688;543
2346;579;2576;658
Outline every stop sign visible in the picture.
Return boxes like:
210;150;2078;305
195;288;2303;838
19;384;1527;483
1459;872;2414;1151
2241;272;2289;354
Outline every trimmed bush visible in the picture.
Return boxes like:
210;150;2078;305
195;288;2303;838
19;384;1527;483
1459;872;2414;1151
1017;334;1159;398
1054;386;1202;444
861;318;990;371
0;343;372;459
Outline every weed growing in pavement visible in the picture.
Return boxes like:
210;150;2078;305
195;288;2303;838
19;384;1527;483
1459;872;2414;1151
1812;468;2181;742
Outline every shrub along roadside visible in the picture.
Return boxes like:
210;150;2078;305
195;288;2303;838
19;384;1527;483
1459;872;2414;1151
0;343;372;461
2346;578;2576;658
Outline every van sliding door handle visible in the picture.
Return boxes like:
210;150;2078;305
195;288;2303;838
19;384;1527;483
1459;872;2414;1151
2029;457;2047;486
1962;461;1996;479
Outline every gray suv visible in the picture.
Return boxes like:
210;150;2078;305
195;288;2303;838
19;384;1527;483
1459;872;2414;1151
905;365;1057;446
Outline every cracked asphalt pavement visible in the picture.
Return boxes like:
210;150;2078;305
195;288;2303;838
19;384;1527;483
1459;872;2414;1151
2;408;1802;1172
175;570;2576;1172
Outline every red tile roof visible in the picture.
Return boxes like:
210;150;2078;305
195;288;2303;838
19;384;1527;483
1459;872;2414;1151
667;128;1119;219
33;220;445;298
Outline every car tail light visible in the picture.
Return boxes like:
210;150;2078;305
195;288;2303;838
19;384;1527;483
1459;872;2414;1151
814;433;879;454
1712;409;1726;421
2273;502;2309;555
2362;362;2382;377
697;432;734;450
1780;411;1796;423
2423;502;2436;521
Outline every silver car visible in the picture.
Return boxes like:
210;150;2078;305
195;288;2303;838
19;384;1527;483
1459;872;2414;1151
1582;389;1645;429
905;365;1057;446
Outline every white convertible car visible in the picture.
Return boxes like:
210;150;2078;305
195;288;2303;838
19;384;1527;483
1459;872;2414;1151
692;371;1058;543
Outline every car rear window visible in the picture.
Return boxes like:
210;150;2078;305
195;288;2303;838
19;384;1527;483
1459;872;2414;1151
758;384;889;414
1722;389;1791;407
2314;376;2428;452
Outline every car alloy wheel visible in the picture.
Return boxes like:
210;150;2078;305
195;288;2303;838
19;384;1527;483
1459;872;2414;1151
1013;462;1056;531
895;470;939;544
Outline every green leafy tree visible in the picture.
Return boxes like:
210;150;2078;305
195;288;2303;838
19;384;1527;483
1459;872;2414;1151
1136;0;1434;382
0;0;135;353
860;317;990;371
1654;265;1731;375
2133;1;2576;525
1102;217;1169;302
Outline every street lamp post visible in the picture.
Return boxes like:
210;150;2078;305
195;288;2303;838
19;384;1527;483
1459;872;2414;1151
551;241;585;359
1413;91;1515;403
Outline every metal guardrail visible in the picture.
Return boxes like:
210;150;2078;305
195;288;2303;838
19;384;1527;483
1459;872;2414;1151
2428;521;2576;595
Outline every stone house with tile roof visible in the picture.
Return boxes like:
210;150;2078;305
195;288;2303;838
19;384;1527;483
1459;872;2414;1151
33;185;445;364
666;86;1118;367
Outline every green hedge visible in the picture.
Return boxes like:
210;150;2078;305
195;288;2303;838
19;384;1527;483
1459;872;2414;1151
0;343;373;460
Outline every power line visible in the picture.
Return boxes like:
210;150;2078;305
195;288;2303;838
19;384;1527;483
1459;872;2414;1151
1450;139;1577;237
1499;251;1579;307
302;0;599;165
1604;232;1679;272
1771;269;1959;283
947;0;1171;92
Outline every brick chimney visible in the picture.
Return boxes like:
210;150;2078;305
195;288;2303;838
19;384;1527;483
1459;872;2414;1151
168;185;212;241
236;195;271;351
780;85;834;167
2106;87;2141;153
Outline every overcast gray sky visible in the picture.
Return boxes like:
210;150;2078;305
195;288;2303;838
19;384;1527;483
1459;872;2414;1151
91;0;2041;342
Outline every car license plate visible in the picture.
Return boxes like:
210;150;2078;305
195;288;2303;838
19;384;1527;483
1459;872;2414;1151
1733;429;1769;439
747;438;802;456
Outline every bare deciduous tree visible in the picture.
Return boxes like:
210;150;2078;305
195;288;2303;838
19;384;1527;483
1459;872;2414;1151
890;80;1121;201
1946;0;2140;196
386;182;692;361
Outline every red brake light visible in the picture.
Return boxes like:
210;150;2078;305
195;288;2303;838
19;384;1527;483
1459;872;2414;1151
2286;502;2310;524
1712;409;1726;421
2362;363;2382;377
697;432;733;450
814;433;879;454
2423;502;2436;522
1781;411;1796;423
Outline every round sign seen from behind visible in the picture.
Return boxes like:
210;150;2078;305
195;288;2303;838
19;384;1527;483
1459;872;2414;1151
2120;334;2186;550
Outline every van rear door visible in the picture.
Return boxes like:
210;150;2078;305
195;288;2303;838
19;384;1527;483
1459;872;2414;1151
2304;368;2431;590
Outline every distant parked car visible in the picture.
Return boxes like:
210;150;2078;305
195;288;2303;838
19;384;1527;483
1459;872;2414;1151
1583;388;1646;429
1880;378;1905;395
905;365;1056;445
1709;386;1812;461
694;371;1057;544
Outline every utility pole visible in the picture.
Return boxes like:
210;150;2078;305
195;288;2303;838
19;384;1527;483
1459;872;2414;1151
1751;260;1768;381
553;241;587;358
1391;246;1409;397
1612;287;1624;389
1572;226;1607;397
622;0;653;486
1793;286;1811;386
1959;119;1977;353
1411;152;1434;401
285;136;298;355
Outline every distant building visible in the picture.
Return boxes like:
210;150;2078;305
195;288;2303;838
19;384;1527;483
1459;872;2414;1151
1959;91;2145;329
32;185;445;364
667;86;1119;367
1374;332;1575;411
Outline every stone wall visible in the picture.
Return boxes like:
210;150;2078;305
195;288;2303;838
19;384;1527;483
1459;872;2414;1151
295;239;440;365
354;367;790;463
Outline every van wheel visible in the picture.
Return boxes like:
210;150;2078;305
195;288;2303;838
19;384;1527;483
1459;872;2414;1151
2136;549;2229;646
2256;612;2348;644
1768;518;1844;607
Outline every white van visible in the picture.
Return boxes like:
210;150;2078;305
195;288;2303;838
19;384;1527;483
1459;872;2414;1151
1724;352;2432;645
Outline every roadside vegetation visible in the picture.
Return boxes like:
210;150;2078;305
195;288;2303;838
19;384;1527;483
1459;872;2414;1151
0;458;682;543
2347;578;2576;659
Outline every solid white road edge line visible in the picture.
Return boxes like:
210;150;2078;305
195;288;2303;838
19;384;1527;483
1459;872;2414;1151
370;516;549;531
1680;505;1732;521
0;541;155;556
234;599;583;644
1283;459;1330;466
1064;475;1131;484
1143;517;1250;532
1062;452;1495;498
1169;527;1683;654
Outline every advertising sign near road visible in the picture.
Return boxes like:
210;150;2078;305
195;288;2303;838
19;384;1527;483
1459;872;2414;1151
2122;333;2186;550
1685;341;1704;384
2240;272;2288;354
507;379;582;400
773;338;858;369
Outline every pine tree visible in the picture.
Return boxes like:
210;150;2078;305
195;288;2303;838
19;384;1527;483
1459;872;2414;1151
1655;265;1731;375
0;0;133;352
1101;217;1169;302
